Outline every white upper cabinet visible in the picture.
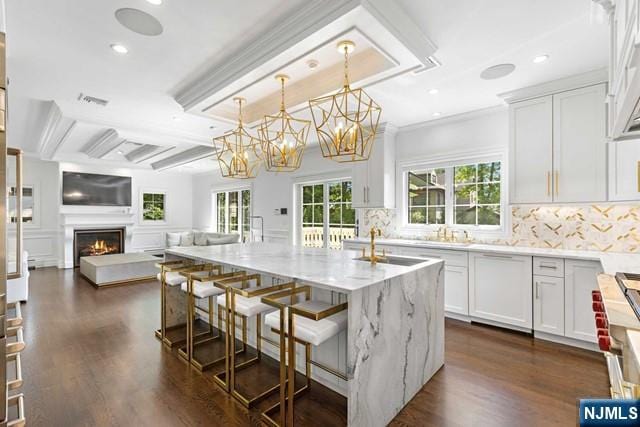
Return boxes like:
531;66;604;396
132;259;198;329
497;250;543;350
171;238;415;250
509;96;553;204
351;123;396;209
508;83;608;204
608;138;640;201
605;0;640;139
552;84;607;203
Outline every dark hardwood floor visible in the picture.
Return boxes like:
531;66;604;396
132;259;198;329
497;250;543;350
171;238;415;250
20;267;609;426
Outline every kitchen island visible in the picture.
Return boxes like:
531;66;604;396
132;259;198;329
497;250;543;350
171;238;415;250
165;242;444;426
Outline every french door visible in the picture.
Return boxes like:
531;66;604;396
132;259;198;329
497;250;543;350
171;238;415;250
299;179;355;249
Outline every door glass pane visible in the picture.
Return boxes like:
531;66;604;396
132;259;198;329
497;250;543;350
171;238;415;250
229;191;238;232
242;189;251;241
216;192;226;233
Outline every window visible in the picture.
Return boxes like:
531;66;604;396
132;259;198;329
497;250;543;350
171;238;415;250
142;192;166;221
454;162;501;226
404;160;502;228
214;189;251;242
300;179;355;249
7;185;34;223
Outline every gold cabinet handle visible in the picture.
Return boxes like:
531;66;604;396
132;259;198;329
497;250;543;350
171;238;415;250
546;171;551;197
555;170;559;197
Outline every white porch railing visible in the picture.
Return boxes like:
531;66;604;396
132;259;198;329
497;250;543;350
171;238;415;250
302;227;355;250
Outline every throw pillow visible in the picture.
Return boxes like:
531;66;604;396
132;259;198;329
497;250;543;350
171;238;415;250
166;232;181;248
194;232;208;246
180;231;195;247
207;234;240;245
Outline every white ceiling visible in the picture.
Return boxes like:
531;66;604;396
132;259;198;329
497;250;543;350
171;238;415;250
5;0;608;174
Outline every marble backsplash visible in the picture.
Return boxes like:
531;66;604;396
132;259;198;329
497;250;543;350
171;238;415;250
361;204;640;253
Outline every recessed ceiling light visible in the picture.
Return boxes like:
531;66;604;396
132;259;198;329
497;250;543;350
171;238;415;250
428;89;439;95
533;54;549;64
307;59;319;70
209;125;217;130
110;44;128;54
117;150;124;155
146;0;162;4
634;117;640;122
432;112;441;117
480;63;516;80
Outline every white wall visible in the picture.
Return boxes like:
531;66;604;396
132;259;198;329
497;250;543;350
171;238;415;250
395;107;508;161
10;156;193;267
192;146;352;243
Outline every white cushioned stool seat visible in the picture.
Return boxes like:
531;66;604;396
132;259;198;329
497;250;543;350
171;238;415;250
157;271;186;286
264;300;347;347
181;281;224;299
217;292;275;318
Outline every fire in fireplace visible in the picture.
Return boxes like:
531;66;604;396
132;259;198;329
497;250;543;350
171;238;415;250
74;228;125;267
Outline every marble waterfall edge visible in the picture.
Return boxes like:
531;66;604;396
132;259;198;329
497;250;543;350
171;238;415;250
347;261;445;426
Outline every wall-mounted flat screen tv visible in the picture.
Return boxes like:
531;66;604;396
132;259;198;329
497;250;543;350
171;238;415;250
62;171;132;206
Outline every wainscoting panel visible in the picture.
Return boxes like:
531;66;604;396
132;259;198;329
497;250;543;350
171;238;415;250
8;229;60;267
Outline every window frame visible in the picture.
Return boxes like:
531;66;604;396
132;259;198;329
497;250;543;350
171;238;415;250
398;152;507;237
212;185;252;242
292;171;354;248
7;184;37;227
140;190;167;224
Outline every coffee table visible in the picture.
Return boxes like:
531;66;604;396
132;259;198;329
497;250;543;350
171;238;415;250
79;252;160;287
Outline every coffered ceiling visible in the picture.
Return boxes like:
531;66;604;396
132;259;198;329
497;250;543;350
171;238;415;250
5;0;608;173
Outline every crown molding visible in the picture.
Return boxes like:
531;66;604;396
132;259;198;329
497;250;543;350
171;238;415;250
399;105;507;134
151;145;214;171
36;100;63;154
41;118;77;160
174;0;438;113
82;128;123;159
498;68;608;103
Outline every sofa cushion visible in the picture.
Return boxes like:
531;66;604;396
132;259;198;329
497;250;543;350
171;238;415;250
180;231;195;246
194;232;208;246
206;233;239;245
166;232;181;248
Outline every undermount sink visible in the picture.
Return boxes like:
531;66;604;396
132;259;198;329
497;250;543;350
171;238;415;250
353;255;426;266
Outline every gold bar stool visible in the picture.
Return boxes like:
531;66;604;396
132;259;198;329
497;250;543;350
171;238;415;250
213;274;296;407
177;267;247;369
155;259;193;344
261;285;348;427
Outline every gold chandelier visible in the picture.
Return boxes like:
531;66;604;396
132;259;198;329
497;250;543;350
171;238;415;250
308;40;382;163
213;97;262;179
259;74;310;172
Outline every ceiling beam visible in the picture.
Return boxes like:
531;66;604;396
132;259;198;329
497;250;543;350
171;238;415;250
82;128;124;159
150;145;214;171
125;144;174;163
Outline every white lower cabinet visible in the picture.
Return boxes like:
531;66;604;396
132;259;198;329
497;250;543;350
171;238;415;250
564;259;603;343
469;252;533;329
533;275;565;335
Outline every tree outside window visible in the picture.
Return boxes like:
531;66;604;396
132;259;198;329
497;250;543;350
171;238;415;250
142;192;166;221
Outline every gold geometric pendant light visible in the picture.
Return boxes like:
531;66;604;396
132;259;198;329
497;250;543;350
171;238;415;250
259;75;310;172
308;40;382;163
213;97;262;179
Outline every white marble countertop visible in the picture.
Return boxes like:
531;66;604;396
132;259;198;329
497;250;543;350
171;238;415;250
166;243;442;294
344;238;640;274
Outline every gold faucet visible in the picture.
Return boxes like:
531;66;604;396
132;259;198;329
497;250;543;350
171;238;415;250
361;226;387;265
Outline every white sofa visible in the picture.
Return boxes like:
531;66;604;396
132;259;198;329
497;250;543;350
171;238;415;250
165;230;240;249
7;251;29;303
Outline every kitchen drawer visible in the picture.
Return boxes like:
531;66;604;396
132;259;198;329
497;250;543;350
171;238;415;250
402;247;468;267
533;257;564;278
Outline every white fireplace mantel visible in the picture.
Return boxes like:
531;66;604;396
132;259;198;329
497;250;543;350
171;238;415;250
60;208;136;268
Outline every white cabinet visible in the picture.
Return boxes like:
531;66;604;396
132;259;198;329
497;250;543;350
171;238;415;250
469;252;533;329
552;84;607;202
604;0;640;139
351;123;396;209
508;84;607;204
403;247;469;315
608;139;640;201
533;275;565;336
509;96;553;204
564;259;603;343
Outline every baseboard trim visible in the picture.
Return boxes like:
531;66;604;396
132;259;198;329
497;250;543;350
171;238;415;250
534;331;600;352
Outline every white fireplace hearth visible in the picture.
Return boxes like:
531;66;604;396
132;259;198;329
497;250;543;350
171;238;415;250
60;207;135;269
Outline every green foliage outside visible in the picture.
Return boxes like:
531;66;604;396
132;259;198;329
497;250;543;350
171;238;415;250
143;193;165;221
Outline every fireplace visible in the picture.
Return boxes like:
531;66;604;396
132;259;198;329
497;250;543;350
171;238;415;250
73;228;125;267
